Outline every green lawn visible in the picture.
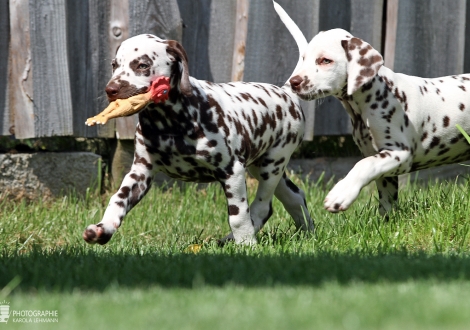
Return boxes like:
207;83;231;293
1;173;470;329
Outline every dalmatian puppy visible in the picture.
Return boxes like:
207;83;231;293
274;2;470;215
83;34;314;245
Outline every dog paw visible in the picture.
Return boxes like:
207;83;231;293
83;224;113;245
217;233;235;247
324;180;361;213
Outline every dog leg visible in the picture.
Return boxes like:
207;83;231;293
220;161;256;245
83;162;153;245
376;176;399;216
324;150;411;212
274;173;314;232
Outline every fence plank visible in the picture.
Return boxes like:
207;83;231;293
85;0;115;138
244;0;318;140
350;0;384;51
178;0;213;81
66;0;91;137
206;1;237;83
109;0;134;140
129;0;182;40
64;0;113;138
9;0;34;138
464;1;470;73
384;0;398;70
394;0;466;77
0;0;10;136
231;0;249;82
29;0;73;137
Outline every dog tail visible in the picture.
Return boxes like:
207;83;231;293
273;1;307;80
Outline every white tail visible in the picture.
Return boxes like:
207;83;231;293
273;1;308;79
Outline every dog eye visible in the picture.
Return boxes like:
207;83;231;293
111;60;118;71
321;58;333;65
138;63;149;70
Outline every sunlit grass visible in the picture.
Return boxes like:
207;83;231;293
1;173;470;329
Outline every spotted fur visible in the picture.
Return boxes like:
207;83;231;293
83;34;314;245
275;3;470;214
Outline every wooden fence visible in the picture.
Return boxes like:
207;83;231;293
1;0;469;140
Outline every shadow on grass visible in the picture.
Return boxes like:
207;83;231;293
2;247;470;292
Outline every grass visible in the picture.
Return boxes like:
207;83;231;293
1;173;470;329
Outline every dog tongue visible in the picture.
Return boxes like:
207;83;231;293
150;76;170;103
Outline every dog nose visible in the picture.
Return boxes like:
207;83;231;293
105;82;120;101
289;75;303;91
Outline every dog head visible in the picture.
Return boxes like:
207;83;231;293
289;28;383;100
105;34;191;101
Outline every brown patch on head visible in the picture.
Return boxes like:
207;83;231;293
129;54;153;77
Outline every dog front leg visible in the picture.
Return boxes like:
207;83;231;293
324;150;411;213
83;163;154;245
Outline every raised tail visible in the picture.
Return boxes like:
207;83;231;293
273;1;308;80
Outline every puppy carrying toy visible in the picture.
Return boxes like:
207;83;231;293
85;76;170;126
82;34;314;246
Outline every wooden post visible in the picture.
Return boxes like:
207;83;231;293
231;0;249;82
0;0;10;136
86;0;116;138
350;0;384;51
8;0;35;138
29;0;74;137
393;0;466;77
384;0;399;70
109;0;135;140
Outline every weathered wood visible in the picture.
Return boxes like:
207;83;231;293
244;0;318;140
109;0;135;140
0;0;10;136
206;1;237;83
29;0;73;137
129;0;182;40
178;0;213;81
350;0;384;51
9;0;34;138
64;0;113;138
231;0;249;82
464;1;470;73
178;0;235;83
394;0;466;77
66;0;92;137
86;0;115;138
384;0;398;70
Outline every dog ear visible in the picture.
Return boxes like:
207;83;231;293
341;37;383;95
165;40;192;96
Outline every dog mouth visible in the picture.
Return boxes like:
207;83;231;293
107;85;149;102
295;89;319;101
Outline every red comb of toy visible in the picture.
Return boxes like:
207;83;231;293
150;76;171;103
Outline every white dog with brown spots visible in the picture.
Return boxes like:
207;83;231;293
274;1;470;215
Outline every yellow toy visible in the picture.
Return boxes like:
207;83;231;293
85;76;170;126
